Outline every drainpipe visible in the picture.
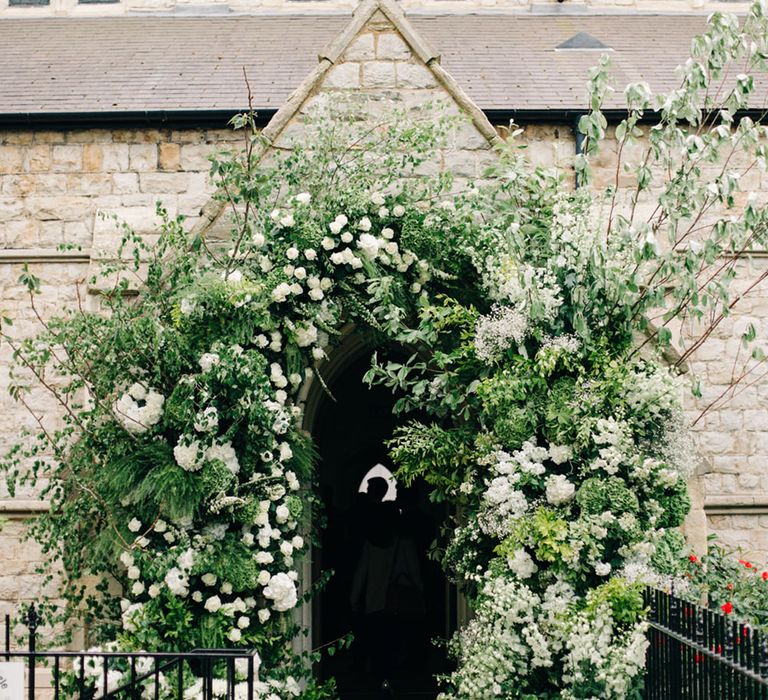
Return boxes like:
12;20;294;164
573;113;586;189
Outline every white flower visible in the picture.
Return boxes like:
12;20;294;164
202;573;217;586
258;570;271;586
291;535;304;549
194;406;219;433
238;616;250;629
294;192;311;205
263;573;298;612
221;582;233;595
549;445;572;465
128;519;142;533
275;505;290;524
205;442;240;475
279;214;295;228
286;247;299;260
357;217;372;232
392;205;405;217
378;206;389;218
595;562;612;576
252;233;266;248
312;347;325;361
228;628;242;642
545;474;576;506
225;270;243;285
174;440;201;472
192;591;203;602
255;552;273;565
370;191;385;206
507;548;538;579
341;232;353;244
293;267;306;280
180;297;196;316
204;596;222;613
258;609;271;623
199;353;220;373
321;236;336;250
309;288;324;301
154;520;167;533
382;227;394;240
357;233;380;259
304;249;317;260
165;567;189;597
120;551;134;567
114;388;165;435
131;581;145;596
280;541;294;557
271;283;292;303
148;584;161;599
329;214;348;235
295;323;318;348
127;565;141;580
474;305;528;364
270;209;281;222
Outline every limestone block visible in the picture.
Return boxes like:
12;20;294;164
101;144;130;172
0;197;23;223
377;33;411;61
344;34;375;61
180;143;214;171
112;173;140;194
443;150;477;178
396;63;436;89
159;143;181;171
82;144;103;172
51;145;82;173
139;172;188;194
362;62;397;89
3;220;39;247
324;63;361;90
66;174;113;196
129;144;158;171
24;145;51;173
0;146;23;173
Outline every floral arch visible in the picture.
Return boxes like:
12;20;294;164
5;2;768;699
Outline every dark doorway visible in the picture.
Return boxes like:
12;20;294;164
312;347;454;699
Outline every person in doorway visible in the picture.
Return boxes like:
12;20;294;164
350;477;424;693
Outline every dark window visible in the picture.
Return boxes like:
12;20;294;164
78;0;120;4
9;0;50;6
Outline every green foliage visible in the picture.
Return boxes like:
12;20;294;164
576;477;639;517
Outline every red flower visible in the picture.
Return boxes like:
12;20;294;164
762;571;768;581
722;602;733;615
726;583;734;590
739;559;753;569
689;554;698;563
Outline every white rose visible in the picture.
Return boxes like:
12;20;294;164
370;191;385;206
253;233;265;248
128;518;142;533
228;628;242;642
258;570;271;586
291;536;304;550
321;237;336;250
294;192;311;205
238;616;250;629
204;596;222;613
309;288;324;301
393;205;405;217
357;217;372;232
378;206;389;218
293;267;306;280
341;232;353;244
258;609;271;623
131;581;145;596
286;247;299;260
225;270;243;285
192;591;203;602
256;552;274;565
120;551;134;568
148;584;161;599
276;505;290;523
279;214;295;228
595;562;612;577
329;214;348;235
382;227;394;240
280;541;294;557
304;249;317;260
357;233;380;259
545;474;576;506
312;347;325;361
202;573;217;586
263;573;298;612
221;582;233;595
127;566;141;580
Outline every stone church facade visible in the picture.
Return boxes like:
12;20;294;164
0;0;766;623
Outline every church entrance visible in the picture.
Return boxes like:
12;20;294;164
309;343;455;699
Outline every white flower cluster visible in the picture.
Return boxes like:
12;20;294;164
113;383;165;435
474;305;528;363
590;417;633;475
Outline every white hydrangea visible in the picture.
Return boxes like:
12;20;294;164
205;442;240;475
199;353;220;373
113;386;165;435
545;474;576;506
174;440;201;472
193;406;219;433
329;214;348;235
507;548;538;579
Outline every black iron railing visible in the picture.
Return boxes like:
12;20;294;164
644;587;768;699
3;605;260;699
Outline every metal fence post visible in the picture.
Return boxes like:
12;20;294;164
26;604;39;700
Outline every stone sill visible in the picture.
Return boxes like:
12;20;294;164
0;249;91;264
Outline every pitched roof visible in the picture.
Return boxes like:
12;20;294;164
0;12;763;116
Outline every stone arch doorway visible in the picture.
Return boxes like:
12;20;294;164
303;334;456;698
